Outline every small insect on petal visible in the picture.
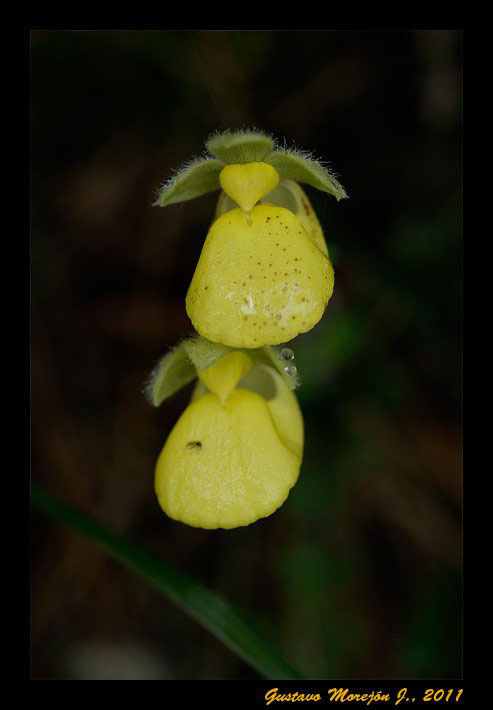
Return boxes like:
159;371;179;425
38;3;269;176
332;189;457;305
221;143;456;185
155;356;303;529
155;390;300;529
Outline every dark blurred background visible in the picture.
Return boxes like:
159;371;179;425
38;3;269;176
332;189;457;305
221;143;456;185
30;29;462;680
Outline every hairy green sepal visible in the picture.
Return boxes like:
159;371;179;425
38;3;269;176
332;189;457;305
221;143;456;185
155;158;224;207
206;129;274;164
265;150;347;201
181;336;232;372
146;336;233;406
146;347;197;407
156;132;347;208
146;334;301;405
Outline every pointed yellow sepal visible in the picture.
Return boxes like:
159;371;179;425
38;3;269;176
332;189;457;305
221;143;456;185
219;162;280;212
155;359;303;529
198;351;252;403
186;204;334;348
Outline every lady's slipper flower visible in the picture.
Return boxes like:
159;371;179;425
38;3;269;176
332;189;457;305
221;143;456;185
147;336;303;529
155;129;347;348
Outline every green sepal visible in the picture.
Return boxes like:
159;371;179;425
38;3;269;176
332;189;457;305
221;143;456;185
257;345;301;391
146;336;234;406
146;346;197;407
206;129;274;165
154;158;225;207
265;150;348;201
181;336;232;373
146;334;302;407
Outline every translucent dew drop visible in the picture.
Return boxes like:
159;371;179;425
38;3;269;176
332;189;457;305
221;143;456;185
280;347;295;362
283;364;298;378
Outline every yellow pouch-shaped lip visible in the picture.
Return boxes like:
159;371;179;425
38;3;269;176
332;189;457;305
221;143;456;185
215;179;329;257
267;180;328;257
154;388;301;529
193;360;304;459
186;204;334;348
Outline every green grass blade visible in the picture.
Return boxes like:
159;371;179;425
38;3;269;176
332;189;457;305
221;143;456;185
31;485;303;680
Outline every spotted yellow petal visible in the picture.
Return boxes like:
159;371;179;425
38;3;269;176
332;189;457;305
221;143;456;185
186;204;334;348
215;179;329;257
154;389;301;529
262;180;328;257
219;163;279;212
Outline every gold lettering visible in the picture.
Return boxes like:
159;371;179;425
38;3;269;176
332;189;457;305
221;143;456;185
265;688;279;705
328;689;348;702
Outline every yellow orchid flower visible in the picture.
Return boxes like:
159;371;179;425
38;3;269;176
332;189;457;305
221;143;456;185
148;338;303;529
187;170;334;348
155;129;347;348
147;130;348;529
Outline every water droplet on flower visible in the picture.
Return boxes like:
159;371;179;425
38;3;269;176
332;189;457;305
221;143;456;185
280;347;295;362
283;364;297;378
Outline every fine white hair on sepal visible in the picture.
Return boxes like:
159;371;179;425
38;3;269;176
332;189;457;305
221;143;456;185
142;347;182;404
143;353;166;404
143;338;198;407
265;140;348;201
205;127;275;164
206;126;274;150
275;139;344;183
152;152;221;207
